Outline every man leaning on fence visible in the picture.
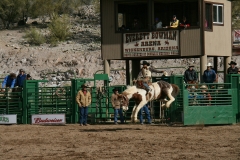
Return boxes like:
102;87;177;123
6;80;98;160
227;61;238;74
76;84;91;126
2;73;17;90
111;88;124;125
203;63;216;84
15;69;27;88
184;64;198;84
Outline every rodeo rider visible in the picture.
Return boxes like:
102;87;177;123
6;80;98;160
137;61;164;94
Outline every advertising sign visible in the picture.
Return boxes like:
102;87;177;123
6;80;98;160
0;114;17;124
123;30;179;57
233;30;240;56
31;114;66;125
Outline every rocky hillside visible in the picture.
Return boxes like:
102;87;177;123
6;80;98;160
0;6;238;87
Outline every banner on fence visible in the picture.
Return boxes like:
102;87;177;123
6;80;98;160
0;114;17;124
31;114;66;125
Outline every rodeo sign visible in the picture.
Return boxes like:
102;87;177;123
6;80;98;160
123;30;179;57
0;114;17;124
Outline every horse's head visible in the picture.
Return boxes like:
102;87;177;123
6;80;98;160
117;94;129;111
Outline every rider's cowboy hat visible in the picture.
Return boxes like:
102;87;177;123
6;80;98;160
81;84;88;88
112;88;118;92
206;62;213;67
141;61;150;66
228;61;237;65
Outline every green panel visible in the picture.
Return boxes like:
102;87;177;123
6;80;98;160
226;75;240;122
184;106;234;125
94;74;109;81
0;88;23;123
183;86;237;125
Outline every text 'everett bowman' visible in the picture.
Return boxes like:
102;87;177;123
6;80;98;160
125;31;177;43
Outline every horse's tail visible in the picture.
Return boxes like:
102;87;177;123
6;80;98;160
171;84;180;97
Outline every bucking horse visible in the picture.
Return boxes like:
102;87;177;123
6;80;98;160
117;80;179;123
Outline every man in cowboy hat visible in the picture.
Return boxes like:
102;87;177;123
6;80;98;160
111;88;124;124
227;61;238;74
184;63;198;84
137;60;164;94
15;69;27;88
203;63;216;83
76;84;91;126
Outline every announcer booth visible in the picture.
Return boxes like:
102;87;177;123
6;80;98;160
100;0;233;84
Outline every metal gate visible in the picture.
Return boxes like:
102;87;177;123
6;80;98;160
23;80;73;124
183;83;238;125
0;88;23;123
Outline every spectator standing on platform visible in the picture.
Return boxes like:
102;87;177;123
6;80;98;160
154;18;162;30
179;16;190;28
203;63;216;83
170;15;179;28
15;69;27;87
184;64;198;84
26;74;33;80
227;61;238;74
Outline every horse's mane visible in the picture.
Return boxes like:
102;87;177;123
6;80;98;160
122;86;138;95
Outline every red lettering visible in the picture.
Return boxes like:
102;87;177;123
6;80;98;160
34;118;63;123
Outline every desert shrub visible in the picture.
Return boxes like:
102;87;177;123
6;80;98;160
93;0;100;14
24;27;46;45
48;14;72;43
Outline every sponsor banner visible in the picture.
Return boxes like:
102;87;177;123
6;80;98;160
31;114;66;125
233;30;240;56
0;114;17;124
123;30;179;57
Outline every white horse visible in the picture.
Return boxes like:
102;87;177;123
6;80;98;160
117;80;179;123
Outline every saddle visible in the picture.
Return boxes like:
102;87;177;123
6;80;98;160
133;79;152;91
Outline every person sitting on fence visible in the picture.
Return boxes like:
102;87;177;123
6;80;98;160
227;61;238;74
198;85;212;106
111;88;124;125
15;69;27;88
1;73;17;91
138;103;151;125
76;84;91;126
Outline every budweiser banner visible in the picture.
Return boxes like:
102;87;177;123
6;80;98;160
123;30;179;57
31;114;66;125
233;30;240;56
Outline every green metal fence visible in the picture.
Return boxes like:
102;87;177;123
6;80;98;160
0;73;239;125
183;83;238;125
0;88;23;123
226;74;240;122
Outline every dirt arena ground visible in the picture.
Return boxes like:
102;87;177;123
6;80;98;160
0;124;239;160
